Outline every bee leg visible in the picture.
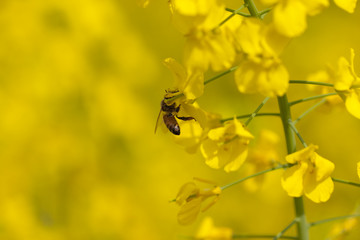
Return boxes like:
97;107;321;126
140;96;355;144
177;116;195;121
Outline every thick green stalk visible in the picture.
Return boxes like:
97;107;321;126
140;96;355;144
277;95;309;240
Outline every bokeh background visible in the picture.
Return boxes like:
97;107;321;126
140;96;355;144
0;0;359;239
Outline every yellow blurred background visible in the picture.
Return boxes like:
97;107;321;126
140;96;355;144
0;0;359;239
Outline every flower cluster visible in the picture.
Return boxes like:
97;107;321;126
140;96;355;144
148;0;360;236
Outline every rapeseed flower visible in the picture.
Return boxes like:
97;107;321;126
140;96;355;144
333;49;360;119
234;19;289;96
195;217;232;240
260;0;329;37
168;0;242;72
281;144;335;203
200;118;254;172
175;181;221;225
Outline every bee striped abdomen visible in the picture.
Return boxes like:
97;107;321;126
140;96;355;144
163;113;180;135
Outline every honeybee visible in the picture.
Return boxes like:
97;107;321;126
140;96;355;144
155;91;195;135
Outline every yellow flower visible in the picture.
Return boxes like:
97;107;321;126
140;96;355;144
244;130;279;192
333;49;360;119
195;217;233;240
261;0;329;37
334;0;358;13
327;218;357;240
175;181;221;225
357;161;360;180
163;57;204;100
169;0;241;72
281;144;335;203
234;19;289;97
200;118;254;172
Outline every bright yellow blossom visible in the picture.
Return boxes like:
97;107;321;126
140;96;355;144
234;19;289;96
200;118;254;172
281;144;335;203
357;162;360;179
334;0;358;13
169;0;242;72
195;217;233;240
175;181;222;225
261;0;329;37
244;130;279;192
333;49;360;119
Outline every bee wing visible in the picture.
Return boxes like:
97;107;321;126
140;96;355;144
154;109;163;134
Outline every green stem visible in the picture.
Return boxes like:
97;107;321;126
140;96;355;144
277;95;296;154
221;164;289;191
288;121;307;148
218;5;246;27
277;95;309;240
244;0;260;18
273;219;297;240
220;113;280;123
244;97;270;126
259;8;272;19
332;178;360;187
225;7;251;17
289;80;334;88
293;99;326;124
309;214;360;227
289;93;337;106
204;66;238;85
233;234;297;239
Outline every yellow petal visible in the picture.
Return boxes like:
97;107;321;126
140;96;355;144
334;0;357;13
313;153;335;182
281;163;308;197
334;57;354;91
233;118;254;140
357;161;360;179
178;197;202;225
207;127;226;141
345;90;360;119
176;182;199;205
163;58;187;91
285;144;318;164
236;18;263;57
222;141;249;172
184;38;210;72
273;0;308;37
304;176;334;203
183;69;204;99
